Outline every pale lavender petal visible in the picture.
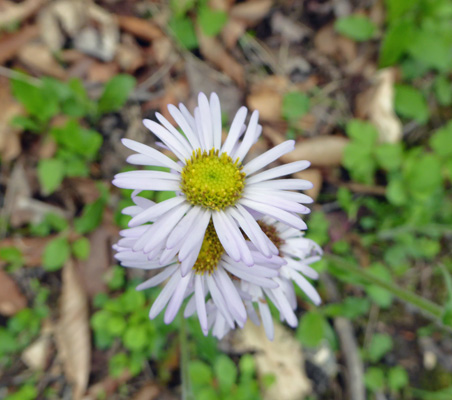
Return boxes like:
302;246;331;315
212;211;241;262
288;269;321;305
178;210;210;260
129;196;186;227
214;268;246;324
164;273;192;323
137;264;178;291
243;193;311;214
113;178;180;191
206;275;234;328
249;179;314;191
149;272;181;318
246;160;310;184
222;261;279;288
258;300;274;340
180;238;203;277
114;170;180;181
195;275;208;334
210;93;222;150
232;110;259;162
168;104;200;150
126;153;168;167
166;206;203;249
221;211;254;266
220;106;247;156
155;112;192;155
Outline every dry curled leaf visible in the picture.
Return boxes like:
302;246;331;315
56;260;91;400
0;0;47;28
233;321;312;400
21;320;53;370
117;15;163;42
282;136;349;167
0;270;27;316
0;24;40;65
356;68;402;143
18;42;67;79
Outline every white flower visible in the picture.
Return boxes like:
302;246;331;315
113;92;313;271
186;217;323;340
114;201;284;335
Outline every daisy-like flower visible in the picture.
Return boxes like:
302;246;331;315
113;92;313;271
114;194;284;335
186;217;323;340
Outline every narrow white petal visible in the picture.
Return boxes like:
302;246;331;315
212;211;241;262
121;138;182;172
210;93;222;150
222;262;278;288
258;300;274;340
178;210;210;260
233;110;259;162
245;189;313;204
155;112;193;155
272;287;298;327
206;275;235;328
164;274;191;323
195;275;208;334
250;179;314;191
167;206;203;249
289;269;321;305
243;141;295;175
149;272;181;318
246;160;310;184
239;198;307;230
221;107;248;156
113;178;180;191
221;211;254;266
180;238;203;276
214;268;247;323
198;93;213;149
137;264;178;290
143;119;191;161
129;196;186;226
168;104;200;150
243;193;311;214
127;153;168;167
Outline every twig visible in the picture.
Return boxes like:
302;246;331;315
322;274;366;400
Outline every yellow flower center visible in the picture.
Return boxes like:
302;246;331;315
180;149;245;210
192;221;224;275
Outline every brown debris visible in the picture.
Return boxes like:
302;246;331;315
117;15;163;42
0;24;40;64
17;42;67;79
0;0;47;28
0;270;27;316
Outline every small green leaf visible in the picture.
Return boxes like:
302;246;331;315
107;315;127;337
388;366;409;392
198;5;228;36
365;264;393;308
408;30;451;72
72;237;90;260
97;75;136;114
379;20;415;67
367;333;393;362
189;360;213;388
37;158;65;195
394;84;429;124
214;355;237;393
434;76;452;106
74;197;107;235
364;367;385;392
335;15;376;41
430;121;452;158
0;246;23;265
42;237;70;271
375;143;403;171
169;16;198;50
296;312;325;348
282;92;310;122
123;325;148;351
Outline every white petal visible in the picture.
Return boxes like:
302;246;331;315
129;196;186;226
113;178;180;191
250;179;314;191
210;93;222;150
195;275;208;334
155;112;192;155
178;210;211;260
221;107;248;156
197;93;213;149
243;141;295;175
258;300;274;340
212;211;241;262
121;138;182;172
246;160;310;184
166;206;203;249
137;264;178;290
243;193;311;214
206;275;235;328
232;110;259;162
289;269;321;305
168;104;200;150
149;272;181;318
164;274;192;323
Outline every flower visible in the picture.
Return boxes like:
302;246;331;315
186;217;323;340
113;92;313;272
114;194;285;335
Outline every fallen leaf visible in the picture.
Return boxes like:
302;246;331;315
0;77;22;162
0;0;47;28
83;370;131;400
117;15;163;42
56;259;91;400
88;61;119;83
152;36;173;64
229;0;273;24
0;236;55;268
197;28;245;87
0;24;40;64
294;169;323;200
131;384;161;400
221;17;247;49
17;42;67;79
233;321;312;400
271;12;310;43
115;35;145;73
21;320;52;370
355;68;402;143
0;270;27;316
281;136;349;167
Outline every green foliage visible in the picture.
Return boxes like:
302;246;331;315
394;85;429;123
37;158;65;195
0;246;23;268
367;333;393;362
97;75;136;115
42;237;71;271
365;367;386;392
282;92;310;122
335;15;376;41
388;366;409;392
74;184;109;234
296;312;325;348
198;5;228;36
169;16;198;50
72;237;90;261
4;384;37;400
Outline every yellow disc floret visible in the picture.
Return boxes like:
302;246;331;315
192;221;224;275
180;149;246;210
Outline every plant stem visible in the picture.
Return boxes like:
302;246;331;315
180;315;194;400
325;254;443;320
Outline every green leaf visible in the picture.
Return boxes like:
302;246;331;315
109;352;129;378
343;142;377;184
375;143;403;171
189;360;213;388
198;5;228;36
345;119;379;147
107;315;127;337
386;174;407;205
42;237;70;271
74;197;107;235
45;213;68;232
72;237;90;260
404;153;442;197
11;78;58;123
388;366;409;392
4;384;37;400
365;264;393;308
379;20;415;67
10;115;41;133
394;84;429;124
296;312;325;348
408;30;451;72
0;246;23;265
107;265;126;290
97;75;136;115
367;333;393;362
364;367;385;392
334;15;376;41
434;75;452;106
430;121;452;158
384;0;416;21
169;16;198;50
123;325;148;351
37;158;65;195
214;355;237;393
282;92;310;122
170;0;196;16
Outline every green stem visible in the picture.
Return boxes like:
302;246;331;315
325;254;443;320
180;315;194;400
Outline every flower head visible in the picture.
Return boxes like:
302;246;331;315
113;93;313;271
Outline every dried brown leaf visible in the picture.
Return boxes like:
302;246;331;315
117;15;163;42
0;236;54;268
56;259;91;400
355;68;402;143
197;29;245;87
233;321;311;400
0;24;40;64
281;136;349;167
21;320;52;370
0;0;47;28
18;42;67;79
230;0;273;24
83;370;131;400
0;270;27;316
0;77;22;162
294;169;322;200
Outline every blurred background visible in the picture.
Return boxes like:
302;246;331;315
1;0;452;399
